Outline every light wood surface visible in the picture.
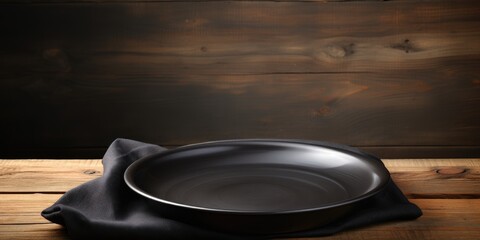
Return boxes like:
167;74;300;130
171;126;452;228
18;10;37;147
0;159;479;239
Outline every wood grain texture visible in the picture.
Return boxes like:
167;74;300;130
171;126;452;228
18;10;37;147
0;224;67;240
1;159;479;198
1;196;479;240
0;194;58;224
1;1;480;158
0;159;479;239
383;159;480;198
0;160;102;192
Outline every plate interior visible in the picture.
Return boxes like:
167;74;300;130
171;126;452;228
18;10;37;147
128;141;388;212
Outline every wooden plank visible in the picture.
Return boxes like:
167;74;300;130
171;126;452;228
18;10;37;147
0;160;102;193
1;70;480;154
0;1;479;158
2;3;480;75
4;33;480;76
0;159;479;198
384;159;480;198
382;159;480;168
0;224;67;240
0;194;58;224
0;197;479;239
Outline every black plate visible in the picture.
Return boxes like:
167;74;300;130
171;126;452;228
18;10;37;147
124;139;390;234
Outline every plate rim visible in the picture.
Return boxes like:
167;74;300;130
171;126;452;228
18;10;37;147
124;139;391;215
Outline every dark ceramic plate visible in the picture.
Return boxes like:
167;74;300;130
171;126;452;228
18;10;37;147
124;139;390;234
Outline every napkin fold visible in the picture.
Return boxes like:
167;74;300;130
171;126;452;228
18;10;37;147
42;138;422;240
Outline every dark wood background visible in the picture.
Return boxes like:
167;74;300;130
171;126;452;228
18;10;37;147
1;0;479;158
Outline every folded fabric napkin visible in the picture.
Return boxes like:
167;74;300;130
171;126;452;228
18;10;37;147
42;138;422;240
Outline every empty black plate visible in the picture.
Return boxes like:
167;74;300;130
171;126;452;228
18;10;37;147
124;139;390;234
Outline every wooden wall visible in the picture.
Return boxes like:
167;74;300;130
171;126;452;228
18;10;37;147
1;0;479;158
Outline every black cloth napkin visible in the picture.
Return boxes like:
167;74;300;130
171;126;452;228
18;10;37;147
42;138;422;240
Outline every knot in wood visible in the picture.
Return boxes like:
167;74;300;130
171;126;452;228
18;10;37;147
435;167;468;175
83;169;98;175
392;39;415;53
325;43;354;58
327;46;346;58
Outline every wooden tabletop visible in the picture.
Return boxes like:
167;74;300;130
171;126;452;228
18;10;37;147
0;159;479;240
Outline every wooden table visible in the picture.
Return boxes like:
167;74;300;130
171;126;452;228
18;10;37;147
0;159;479;239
